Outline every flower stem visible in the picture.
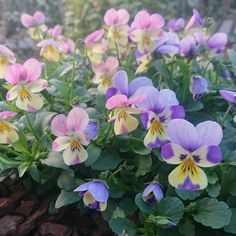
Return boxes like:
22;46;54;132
25;112;40;141
0;145;22;156
221;104;233;126
115;41;121;65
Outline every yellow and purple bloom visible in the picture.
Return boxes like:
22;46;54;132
104;8;130;47
74;180;109;211
92;57;119;93
0;44;16;78
5;58;48;112
161;119;223;191
142;182;164;204
106;94;146;135
130;10;164;54
219;90;236;103
135;86;185;148
0;111;19;144
190;75;208;100
51;107;90;165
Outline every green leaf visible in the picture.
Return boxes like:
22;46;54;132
224;208;236;234
135;155;152;177
175;189;202;200
179;218;195;236
85;144;101;166
193;198;232;229
206;183;221;198
41;151;68;169
135;193;155;214
57;169;76;191
91;150;122;171
28;162;40;183
132;146;152;155
55;190;81;209
109;217;136;236
119;198;137;216
227;49;236;67
18;162;30;177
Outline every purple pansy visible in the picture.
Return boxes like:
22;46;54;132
219;90;236;104
190;75;208;100
142;182;164;204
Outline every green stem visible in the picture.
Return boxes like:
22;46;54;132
221;104;233;126
25;112;40;141
115;41;121;65
103;122;112;142
0;145;22;156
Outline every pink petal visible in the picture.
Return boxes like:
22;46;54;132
0;111;17;119
117;9;130;25
66;107;89;132
21;13;33;27
104;56;119;73
4;64;26;85
51;114;68;137
104;8;118;26
84;29;105;45
33;11;45;24
133;10;151;29
128;94;147;105
150;14;165;29
106;94;128;109
23;58;42;82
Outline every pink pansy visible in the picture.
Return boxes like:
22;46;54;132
130;10;165;53
104;8;129;26
0;111;19;144
21;11;45;28
48;24;63;38
84;29;105;45
51;107;90;165
37;39;64;62
61;39;75;54
5;58;48;112
92;57;119;93
0;44;16;78
106;94;146;135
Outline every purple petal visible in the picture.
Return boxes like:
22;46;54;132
207;145;222;164
208;33;227;49
153;184;164;201
128;77;153;97
190;75;208;96
158;45;179;55
74;182;91;192
170;105;185;119
85;122;99;139
179;176;200;191
219;90;236;103
141;112;149;129
112;70;129;96
142;183;157;198
89;182;109;202
106;87;117;99
193;9;203;26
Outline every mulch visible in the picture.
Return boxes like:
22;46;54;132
0;181;114;236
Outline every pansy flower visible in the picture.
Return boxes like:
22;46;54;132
130;10;164;54
168;18;185;32
92;57;119;93
190;75;208;100
84;29;107;64
104;8;130;48
179;36;196;56
106;70;153;99
47;24;63;38
74;181;109;211
5;58;48;112
219;90;236;103
142;182;163;204
161;119;223;191
106;94;146;135
51;107;90;165
208;33;228;51
0;44;16;78
135;86;185;148
185;9;203;31
0;111;19;144
37;39;63;62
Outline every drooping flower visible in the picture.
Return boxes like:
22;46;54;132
219;90;236;104
130;10;165;54
161;119;223;191
37;39;63;62
5;58;48;112
168;18;185;32
84;29;107;64
135;86;185;148
85;121;99;140
0;44;16;78
92;57;119;93
51;107;90;165
142;182;163;204
106;94;146;135
185;9;203;31
0;111;19;144
74;181;109;211
207;33;228;50
190;75;208;100
106;70;153;99
104;8;130;47
21;11;45;28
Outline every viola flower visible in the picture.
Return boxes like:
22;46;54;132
21;11;45;28
190;75;208;100
47;24;63;38
51;107;90;165
185;9;203;31
168;18;185;32
208;33;228;51
84;29;107;64
85;121;99;140
5;58;48;112
142;182;163;204
74;181;109;211
135;86;185;148
161;119;223;191
0;111;19;144
37;39;63;62
61;39;75;54
179;36;196;56
106;94;146;135
0;44;16;78
219;90;236;104
106;70;153;99
104;8;130;47
130;10;165;54
92;57;119;93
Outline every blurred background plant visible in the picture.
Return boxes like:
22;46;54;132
0;0;236;59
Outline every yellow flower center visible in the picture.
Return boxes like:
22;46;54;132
113;30;121;40
70;139;81;151
0;123;11;133
179;158;198;176
0;56;9;66
150;120;164;135
118;110;128;121
19;88;31;100
102;75;112;86
142;35;150;45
